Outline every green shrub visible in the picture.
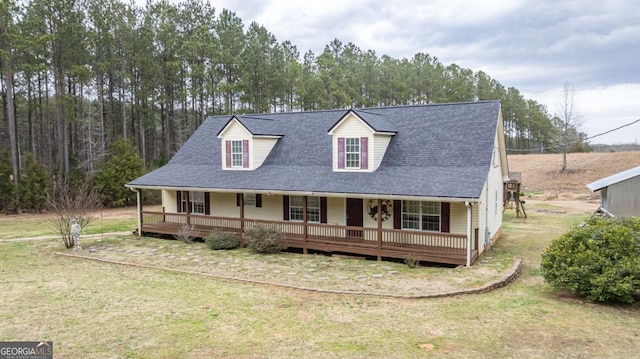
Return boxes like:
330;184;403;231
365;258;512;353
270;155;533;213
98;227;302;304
205;229;240;250
541;217;640;304
404;254;419;268
244;224;287;253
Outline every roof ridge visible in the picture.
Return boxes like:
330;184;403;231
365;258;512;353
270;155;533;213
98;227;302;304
352;108;384;116
361;100;500;111
239;108;349;117
206;101;500;121
236;115;276;121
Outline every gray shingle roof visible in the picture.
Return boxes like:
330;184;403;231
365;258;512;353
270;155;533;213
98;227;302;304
329;109;397;133
128;101;502;199
217;115;283;136
586;165;640;192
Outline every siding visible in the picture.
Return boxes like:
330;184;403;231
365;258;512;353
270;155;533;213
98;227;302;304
373;134;392;170
477;130;505;254
331;113;374;172
162;190;177;212
210;193;238;217
472;204;479;236
219;121;252;170
449;202;468;235
252;137;279;169
604;175;640;216
327;197;345;225
244;193;280;220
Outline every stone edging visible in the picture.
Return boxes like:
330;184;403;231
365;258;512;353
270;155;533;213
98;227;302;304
54;252;523;299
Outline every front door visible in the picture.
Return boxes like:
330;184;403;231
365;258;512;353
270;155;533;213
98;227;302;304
346;198;363;238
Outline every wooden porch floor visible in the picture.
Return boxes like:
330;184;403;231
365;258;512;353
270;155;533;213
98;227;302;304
140;221;478;266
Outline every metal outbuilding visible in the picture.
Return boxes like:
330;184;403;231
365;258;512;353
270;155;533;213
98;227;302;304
587;165;640;217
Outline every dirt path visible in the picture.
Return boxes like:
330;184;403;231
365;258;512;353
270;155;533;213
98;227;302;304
525;199;599;215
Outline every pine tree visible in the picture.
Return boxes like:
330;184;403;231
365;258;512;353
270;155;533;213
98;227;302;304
17;152;50;212
0;152;16;211
93;138;144;206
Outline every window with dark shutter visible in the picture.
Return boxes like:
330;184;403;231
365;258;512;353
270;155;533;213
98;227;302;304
177;191;183;213
440;202;450;233
337;137;345;169
393;200;402;229
239;193;261;207
401;200;442;231
345;138;360;168
320;197;327;223
225;141;231;168
360;137;368;169
242;139;249;168
283;196;289;220
204;192;210;215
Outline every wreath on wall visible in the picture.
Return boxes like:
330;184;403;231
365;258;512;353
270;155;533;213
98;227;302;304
366;199;393;222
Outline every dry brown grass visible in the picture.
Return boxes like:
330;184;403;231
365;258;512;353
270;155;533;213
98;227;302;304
508;151;640;198
2;152;640;357
52;235;514;297
2;210;639;358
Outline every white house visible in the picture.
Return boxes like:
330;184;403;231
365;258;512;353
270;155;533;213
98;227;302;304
126;101;509;266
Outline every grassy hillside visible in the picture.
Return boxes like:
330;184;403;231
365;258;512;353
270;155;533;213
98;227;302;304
507;151;640;198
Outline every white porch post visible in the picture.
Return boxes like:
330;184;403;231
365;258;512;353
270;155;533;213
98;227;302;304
377;199;382;261
136;189;142;237
465;201;472;267
302;196;308;254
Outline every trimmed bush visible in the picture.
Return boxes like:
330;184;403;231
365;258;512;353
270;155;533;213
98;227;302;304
541;217;640;304
244;224;287;254
205;229;240;250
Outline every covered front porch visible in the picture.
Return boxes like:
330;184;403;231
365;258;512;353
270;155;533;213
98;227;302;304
137;209;479;266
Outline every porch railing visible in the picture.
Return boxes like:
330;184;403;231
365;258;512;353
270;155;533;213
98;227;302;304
140;210;477;264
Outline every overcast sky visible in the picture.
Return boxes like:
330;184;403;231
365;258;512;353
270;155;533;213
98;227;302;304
210;0;640;144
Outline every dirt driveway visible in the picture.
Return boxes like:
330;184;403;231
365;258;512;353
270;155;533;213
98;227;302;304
524;199;599;215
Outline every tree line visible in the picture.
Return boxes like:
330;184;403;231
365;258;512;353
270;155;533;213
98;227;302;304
1;0;584;211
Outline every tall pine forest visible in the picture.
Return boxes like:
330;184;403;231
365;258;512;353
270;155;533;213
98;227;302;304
0;0;579;210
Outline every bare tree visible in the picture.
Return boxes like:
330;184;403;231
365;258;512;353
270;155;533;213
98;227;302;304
553;82;584;172
46;178;102;248
174;223;197;243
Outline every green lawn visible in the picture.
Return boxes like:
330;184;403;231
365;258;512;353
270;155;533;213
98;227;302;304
0;214;136;239
1;210;638;358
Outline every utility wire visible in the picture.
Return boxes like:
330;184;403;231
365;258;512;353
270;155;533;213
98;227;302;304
506;118;640;151
586;118;640;140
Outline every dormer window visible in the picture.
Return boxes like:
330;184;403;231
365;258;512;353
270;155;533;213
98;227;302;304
231;140;243;167
345;138;360;168
338;137;368;170
218;116;282;171
225;139;249;169
329;110;392;172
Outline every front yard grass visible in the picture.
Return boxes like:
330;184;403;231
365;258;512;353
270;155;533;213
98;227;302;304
0;213;135;239
1;210;639;358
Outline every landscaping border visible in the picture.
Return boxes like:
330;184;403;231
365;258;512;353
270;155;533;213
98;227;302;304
54;251;522;299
